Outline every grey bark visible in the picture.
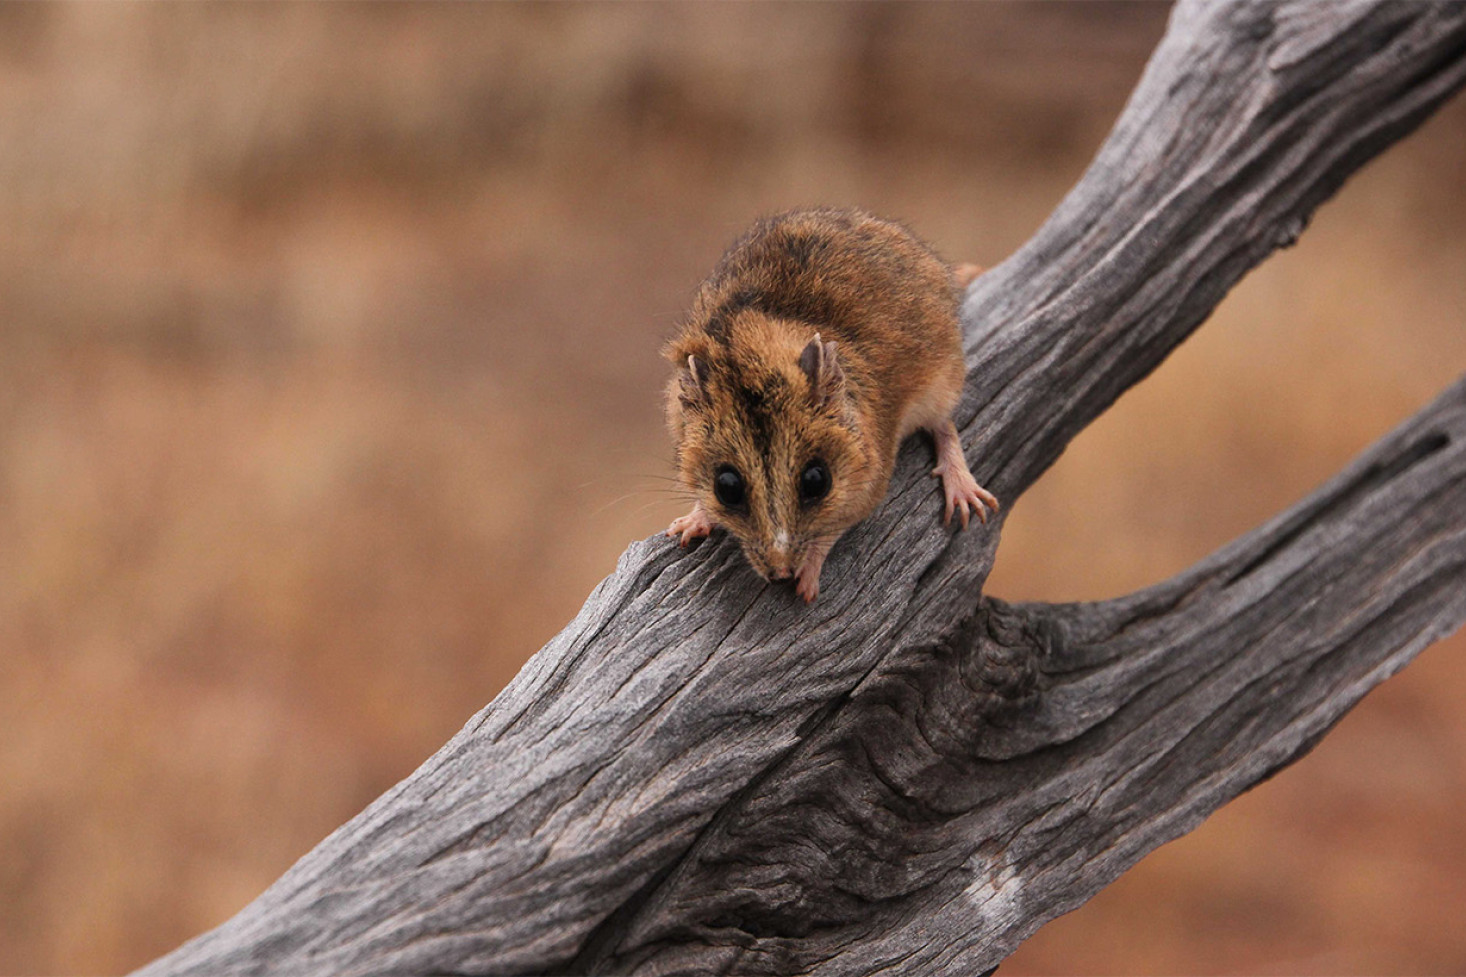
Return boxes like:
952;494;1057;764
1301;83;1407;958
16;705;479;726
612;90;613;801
135;2;1466;975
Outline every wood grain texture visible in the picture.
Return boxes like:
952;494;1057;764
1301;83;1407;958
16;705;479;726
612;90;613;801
135;2;1466;975
595;379;1466;975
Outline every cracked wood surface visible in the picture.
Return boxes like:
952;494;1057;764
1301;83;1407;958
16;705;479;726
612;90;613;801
135;2;1466;975
592;380;1466;975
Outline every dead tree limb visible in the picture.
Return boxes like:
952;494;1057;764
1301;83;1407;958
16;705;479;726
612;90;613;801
136;2;1466;975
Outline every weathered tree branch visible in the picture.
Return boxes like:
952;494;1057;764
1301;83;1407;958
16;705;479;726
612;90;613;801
593;379;1466;975
136;2;1466;975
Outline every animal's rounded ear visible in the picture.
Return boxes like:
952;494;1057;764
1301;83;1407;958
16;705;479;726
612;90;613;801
799;332;844;408
679;354;712;410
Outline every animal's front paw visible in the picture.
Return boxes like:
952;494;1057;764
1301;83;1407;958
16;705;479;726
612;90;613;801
792;538;835;604
932;462;1000;530
794;563;821;604
667;504;715;547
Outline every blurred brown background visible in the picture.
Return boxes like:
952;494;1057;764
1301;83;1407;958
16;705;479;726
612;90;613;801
1;3;1463;974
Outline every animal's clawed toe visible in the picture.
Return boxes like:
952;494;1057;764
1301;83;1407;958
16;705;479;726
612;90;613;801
668;508;715;548
935;465;999;531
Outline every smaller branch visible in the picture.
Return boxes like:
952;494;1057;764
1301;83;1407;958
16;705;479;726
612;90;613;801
958;0;1466;503
599;377;1466;976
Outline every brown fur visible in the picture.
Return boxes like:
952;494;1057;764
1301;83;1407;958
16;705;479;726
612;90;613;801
664;207;987;599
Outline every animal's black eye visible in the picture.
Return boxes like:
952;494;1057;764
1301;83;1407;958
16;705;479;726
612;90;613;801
714;465;746;509
799;460;830;505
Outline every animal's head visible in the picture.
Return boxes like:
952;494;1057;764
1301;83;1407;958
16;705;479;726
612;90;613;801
666;320;877;581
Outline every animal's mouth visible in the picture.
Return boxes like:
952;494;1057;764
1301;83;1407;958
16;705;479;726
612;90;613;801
744;544;801;584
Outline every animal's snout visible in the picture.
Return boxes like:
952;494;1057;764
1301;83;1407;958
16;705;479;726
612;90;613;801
767;530;797;581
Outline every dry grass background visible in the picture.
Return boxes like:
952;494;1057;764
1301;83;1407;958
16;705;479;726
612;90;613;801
0;4;1463;974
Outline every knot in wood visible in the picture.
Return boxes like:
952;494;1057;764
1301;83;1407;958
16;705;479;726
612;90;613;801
960;599;1043;717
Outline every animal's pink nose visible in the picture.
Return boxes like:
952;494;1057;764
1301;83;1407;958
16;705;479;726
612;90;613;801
770;565;794;581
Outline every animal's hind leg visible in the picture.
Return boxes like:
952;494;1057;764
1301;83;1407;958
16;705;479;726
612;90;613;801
953;263;984;288
928;418;999;529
